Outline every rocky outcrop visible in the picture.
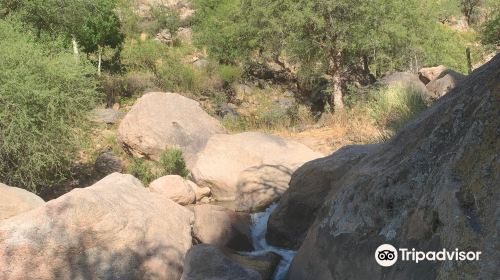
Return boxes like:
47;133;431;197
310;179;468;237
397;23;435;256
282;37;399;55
282;55;500;279
181;244;281;280
0;183;45;220
149;175;196;205
191;132;322;203
266;144;380;249
192;204;253;251
0;173;193;280
418;65;448;85
118;92;225;166
426;70;465;99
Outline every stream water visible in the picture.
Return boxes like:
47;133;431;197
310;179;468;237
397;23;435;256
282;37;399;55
248;204;296;280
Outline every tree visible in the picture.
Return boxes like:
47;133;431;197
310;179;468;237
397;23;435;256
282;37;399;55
4;0;123;73
481;6;500;46
460;0;482;25
76;0;124;75
0;19;98;193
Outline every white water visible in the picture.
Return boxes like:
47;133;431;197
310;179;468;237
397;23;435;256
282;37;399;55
248;204;296;280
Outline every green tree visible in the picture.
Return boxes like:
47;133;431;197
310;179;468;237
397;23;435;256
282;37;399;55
3;0;123;72
481;5;500;46
0;19;98;193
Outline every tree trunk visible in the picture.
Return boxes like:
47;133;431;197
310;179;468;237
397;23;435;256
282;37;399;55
98;45;102;76
327;50;344;112
331;71;344;112
363;55;370;74
72;35;79;61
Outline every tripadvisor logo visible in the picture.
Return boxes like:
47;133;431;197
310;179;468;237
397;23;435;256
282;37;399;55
375;244;482;267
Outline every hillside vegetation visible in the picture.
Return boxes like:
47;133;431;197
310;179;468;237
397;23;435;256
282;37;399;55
0;0;498;195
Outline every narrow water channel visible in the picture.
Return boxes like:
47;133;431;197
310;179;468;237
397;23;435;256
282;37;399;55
249;204;296;280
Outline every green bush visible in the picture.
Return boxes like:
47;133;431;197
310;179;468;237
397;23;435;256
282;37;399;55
158;148;189;178
0;20;98;193
370;85;428;132
126;148;189;185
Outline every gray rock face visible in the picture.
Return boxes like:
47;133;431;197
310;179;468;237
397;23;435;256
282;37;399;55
0;173;194;280
0;183;45;220
90;108;124;124
381;71;429;98
118;92;226;166
181;244;281;280
283;55;500;279
426;70;465;99
266;144;381;249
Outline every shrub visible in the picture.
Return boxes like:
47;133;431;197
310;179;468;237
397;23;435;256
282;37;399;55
370;85;428;132
126;148;189;185
0;20;98;193
158;148;189;178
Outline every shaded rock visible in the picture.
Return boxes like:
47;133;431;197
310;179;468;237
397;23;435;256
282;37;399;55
418;65;448;84
90;108;124;124
191;132;322;201
225;250;282;280
94;149;123;177
186;180;211;201
181;244;280;280
285;55;500;279
426;70;465;99
0;173;193;280
118;92;226;166
155;29;173;45
193;59;209;68
381;71;428;97
235;165;293;213
192;204;253;251
149;175;196;205
266;144;380;249
0;183;45;220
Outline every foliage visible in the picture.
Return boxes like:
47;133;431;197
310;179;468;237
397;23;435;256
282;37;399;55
126;148;189;185
481;6;500;46
149;4;181;35
158;148;189;178
0;20;98;193
369;85;428;132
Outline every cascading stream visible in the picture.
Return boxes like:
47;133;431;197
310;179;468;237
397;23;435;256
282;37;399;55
248;204;296;280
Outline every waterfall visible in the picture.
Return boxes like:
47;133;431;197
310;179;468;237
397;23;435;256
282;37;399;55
248;204;296;280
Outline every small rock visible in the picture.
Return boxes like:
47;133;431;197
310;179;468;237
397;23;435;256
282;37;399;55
94;149;123;177
149;175;196;206
186;180;211;201
90;108;124;124
193;59;209;68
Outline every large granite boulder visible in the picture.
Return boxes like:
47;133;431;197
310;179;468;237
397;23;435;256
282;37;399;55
0;183;44;220
266;144;380;249
118;92;225;166
426;70;466;99
191;132;322;202
0;173;193;280
280;55;500;279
